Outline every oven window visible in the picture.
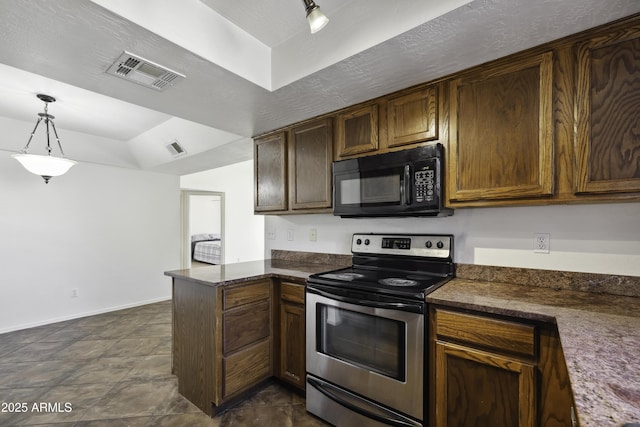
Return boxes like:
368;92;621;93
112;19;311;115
339;174;401;206
317;304;406;381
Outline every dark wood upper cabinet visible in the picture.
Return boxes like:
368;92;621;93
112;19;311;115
254;132;287;212
335;103;379;158
448;52;554;203
385;85;439;148
575;25;640;194
289;118;333;210
253;16;640;211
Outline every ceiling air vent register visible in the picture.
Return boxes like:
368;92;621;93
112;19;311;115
166;139;187;157
106;51;185;91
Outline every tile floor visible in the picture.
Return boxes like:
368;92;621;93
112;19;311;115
0;301;329;426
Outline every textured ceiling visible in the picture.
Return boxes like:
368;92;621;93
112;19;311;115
199;0;352;47
0;0;639;175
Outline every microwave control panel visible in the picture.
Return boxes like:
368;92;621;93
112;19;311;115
414;160;437;203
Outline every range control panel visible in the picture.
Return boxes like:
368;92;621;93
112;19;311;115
352;233;452;258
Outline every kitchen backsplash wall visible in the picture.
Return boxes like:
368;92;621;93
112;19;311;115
264;202;640;277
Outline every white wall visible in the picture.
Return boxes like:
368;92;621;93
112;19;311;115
264;202;640;276
181;160;264;264
189;195;221;235
0;153;181;333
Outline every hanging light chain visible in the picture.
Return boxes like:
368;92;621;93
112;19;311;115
22;117;43;153
20;97;65;157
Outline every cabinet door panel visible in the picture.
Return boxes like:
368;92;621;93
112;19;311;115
280;281;305;305
254;132;287;212
223;280;270;310
435;342;536;427
223;340;271;398
279;301;305;389
576;27;640;194
449;52;554;202
223;300;270;354
387;85;438;148
336;104;379;157
289;119;333;209
435;309;535;357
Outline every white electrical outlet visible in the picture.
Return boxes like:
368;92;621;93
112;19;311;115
287;229;294;241
309;228;317;241
71;289;79;298
534;233;550;253
267;229;276;240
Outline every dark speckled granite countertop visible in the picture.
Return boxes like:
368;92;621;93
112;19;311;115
165;252;640;427
164;259;342;286
428;278;640;427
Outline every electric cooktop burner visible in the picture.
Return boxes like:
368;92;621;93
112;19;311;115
308;233;455;300
322;273;365;281
378;278;419;287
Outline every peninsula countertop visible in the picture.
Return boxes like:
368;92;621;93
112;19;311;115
164;258;342;286
165;257;639;427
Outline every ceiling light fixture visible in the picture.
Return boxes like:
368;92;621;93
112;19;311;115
302;0;329;34
12;94;77;184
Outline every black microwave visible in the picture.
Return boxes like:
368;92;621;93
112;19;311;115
332;144;453;218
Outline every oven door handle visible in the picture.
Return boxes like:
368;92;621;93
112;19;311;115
306;285;423;314
307;376;422;427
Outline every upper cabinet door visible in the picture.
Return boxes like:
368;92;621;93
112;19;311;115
575;26;640;194
335;104;379;158
254;132;287;212
448;52;554;203
386;85;439;148
289;118;333;210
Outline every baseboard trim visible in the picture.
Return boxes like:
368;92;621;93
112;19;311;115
0;296;172;334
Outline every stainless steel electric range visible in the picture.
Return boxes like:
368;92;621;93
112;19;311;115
306;233;455;427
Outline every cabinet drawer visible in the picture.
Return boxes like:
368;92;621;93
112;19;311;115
223;280;270;310
223;339;271;398
435;309;536;357
223;300;270;354
280;282;305;304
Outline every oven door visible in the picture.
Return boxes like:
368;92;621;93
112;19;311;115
306;284;425;424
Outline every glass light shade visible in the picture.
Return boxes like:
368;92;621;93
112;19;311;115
12;153;77;179
307;7;329;33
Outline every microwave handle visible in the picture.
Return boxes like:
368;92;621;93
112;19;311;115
404;165;412;205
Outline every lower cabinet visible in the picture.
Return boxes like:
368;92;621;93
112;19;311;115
429;307;574;427
172;277;308;416
172;278;273;416
221;282;272;400
276;280;306;390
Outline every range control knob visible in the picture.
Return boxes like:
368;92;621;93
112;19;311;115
356;238;362;245
425;241;433;248
364;239;370;245
437;241;444;249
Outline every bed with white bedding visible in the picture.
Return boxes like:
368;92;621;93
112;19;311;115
191;233;221;265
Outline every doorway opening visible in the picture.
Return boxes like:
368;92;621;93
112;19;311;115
180;190;225;268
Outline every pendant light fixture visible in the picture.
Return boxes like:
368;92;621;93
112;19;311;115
302;0;329;34
12;94;77;184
